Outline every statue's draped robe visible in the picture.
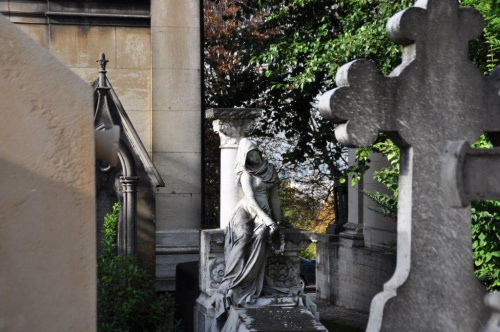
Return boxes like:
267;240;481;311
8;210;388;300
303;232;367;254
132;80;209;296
212;138;281;320
213;173;279;319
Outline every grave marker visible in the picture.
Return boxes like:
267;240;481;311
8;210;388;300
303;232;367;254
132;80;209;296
319;0;497;330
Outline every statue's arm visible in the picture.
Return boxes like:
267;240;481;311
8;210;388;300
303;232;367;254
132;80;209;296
270;184;283;224
241;172;275;226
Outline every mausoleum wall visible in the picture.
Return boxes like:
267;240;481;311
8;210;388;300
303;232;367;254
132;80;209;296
316;235;396;313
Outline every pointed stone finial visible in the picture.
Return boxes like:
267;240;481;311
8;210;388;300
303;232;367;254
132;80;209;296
97;52;108;73
96;53;109;88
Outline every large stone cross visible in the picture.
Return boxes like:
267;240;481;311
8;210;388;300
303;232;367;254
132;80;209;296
319;0;500;330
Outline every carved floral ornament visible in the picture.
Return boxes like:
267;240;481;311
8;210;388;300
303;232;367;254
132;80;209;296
212;118;255;147
265;256;300;289
206;108;262;147
208;255;301;290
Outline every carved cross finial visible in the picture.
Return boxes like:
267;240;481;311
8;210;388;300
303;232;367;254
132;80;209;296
96;53;109;89
97;52;108;73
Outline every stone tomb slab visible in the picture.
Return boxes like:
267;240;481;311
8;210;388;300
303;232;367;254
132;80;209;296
223;307;327;332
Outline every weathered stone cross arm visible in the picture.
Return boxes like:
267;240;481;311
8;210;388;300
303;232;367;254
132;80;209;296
318;0;491;150
319;60;394;148
443;140;500;207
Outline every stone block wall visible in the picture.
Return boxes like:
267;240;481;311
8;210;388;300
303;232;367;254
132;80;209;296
2;1;153;155
316;235;396;313
151;0;202;291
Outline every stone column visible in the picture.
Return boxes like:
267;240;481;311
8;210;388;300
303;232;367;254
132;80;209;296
341;148;396;248
0;15;97;330
118;176;139;256
338;148;365;247
206;108;261;229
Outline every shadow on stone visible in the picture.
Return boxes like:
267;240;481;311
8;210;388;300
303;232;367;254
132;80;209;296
175;261;200;332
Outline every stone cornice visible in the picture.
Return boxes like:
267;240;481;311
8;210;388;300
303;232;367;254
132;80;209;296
1;0;150;27
206;108;262;120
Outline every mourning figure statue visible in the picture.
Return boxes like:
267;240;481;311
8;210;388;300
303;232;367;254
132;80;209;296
212;138;283;321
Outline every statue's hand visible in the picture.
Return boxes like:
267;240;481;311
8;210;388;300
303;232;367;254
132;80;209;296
268;223;278;236
262;216;275;227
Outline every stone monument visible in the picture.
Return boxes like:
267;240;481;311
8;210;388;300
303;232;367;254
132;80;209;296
316;149;397;314
195;111;324;331
0;14;97;331
319;0;496;330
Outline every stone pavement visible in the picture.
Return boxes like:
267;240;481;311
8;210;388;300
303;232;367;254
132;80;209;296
308;291;368;331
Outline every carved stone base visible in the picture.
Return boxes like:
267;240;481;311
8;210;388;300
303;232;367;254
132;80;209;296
194;292;321;332
222;306;327;331
194;228;324;332
194;293;214;332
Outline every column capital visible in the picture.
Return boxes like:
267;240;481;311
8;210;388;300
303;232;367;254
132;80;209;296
206;108;262;148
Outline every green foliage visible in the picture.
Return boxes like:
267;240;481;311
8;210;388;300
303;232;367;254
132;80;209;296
278;182;334;232
362;138;400;220
470;134;500;291
347;136;399;221
279;182;320;229
461;0;500;73
360;189;398;220
471;200;500;291
97;203;182;332
204;0;417;205
278;182;334;258
300;243;317;260
204;0;500;287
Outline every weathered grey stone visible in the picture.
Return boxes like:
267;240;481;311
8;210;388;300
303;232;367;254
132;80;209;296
194;229;321;331
319;0;493;330
93;53;164;276
315;234;339;302
221;307;327;331
0;14;96;331
155;229;200;290
316;233;396;313
483;293;500;332
151;0;203;291
443;140;500;207
344;148;396;248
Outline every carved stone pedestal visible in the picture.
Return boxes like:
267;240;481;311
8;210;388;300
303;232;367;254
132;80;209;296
194;229;324;331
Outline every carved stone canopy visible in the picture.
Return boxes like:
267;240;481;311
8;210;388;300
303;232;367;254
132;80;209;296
93;53;164;188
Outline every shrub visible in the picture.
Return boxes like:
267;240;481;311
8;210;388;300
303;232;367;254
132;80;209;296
97;203;182;331
471;200;500;291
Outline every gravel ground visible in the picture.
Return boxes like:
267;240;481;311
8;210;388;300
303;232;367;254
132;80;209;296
307;290;368;331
